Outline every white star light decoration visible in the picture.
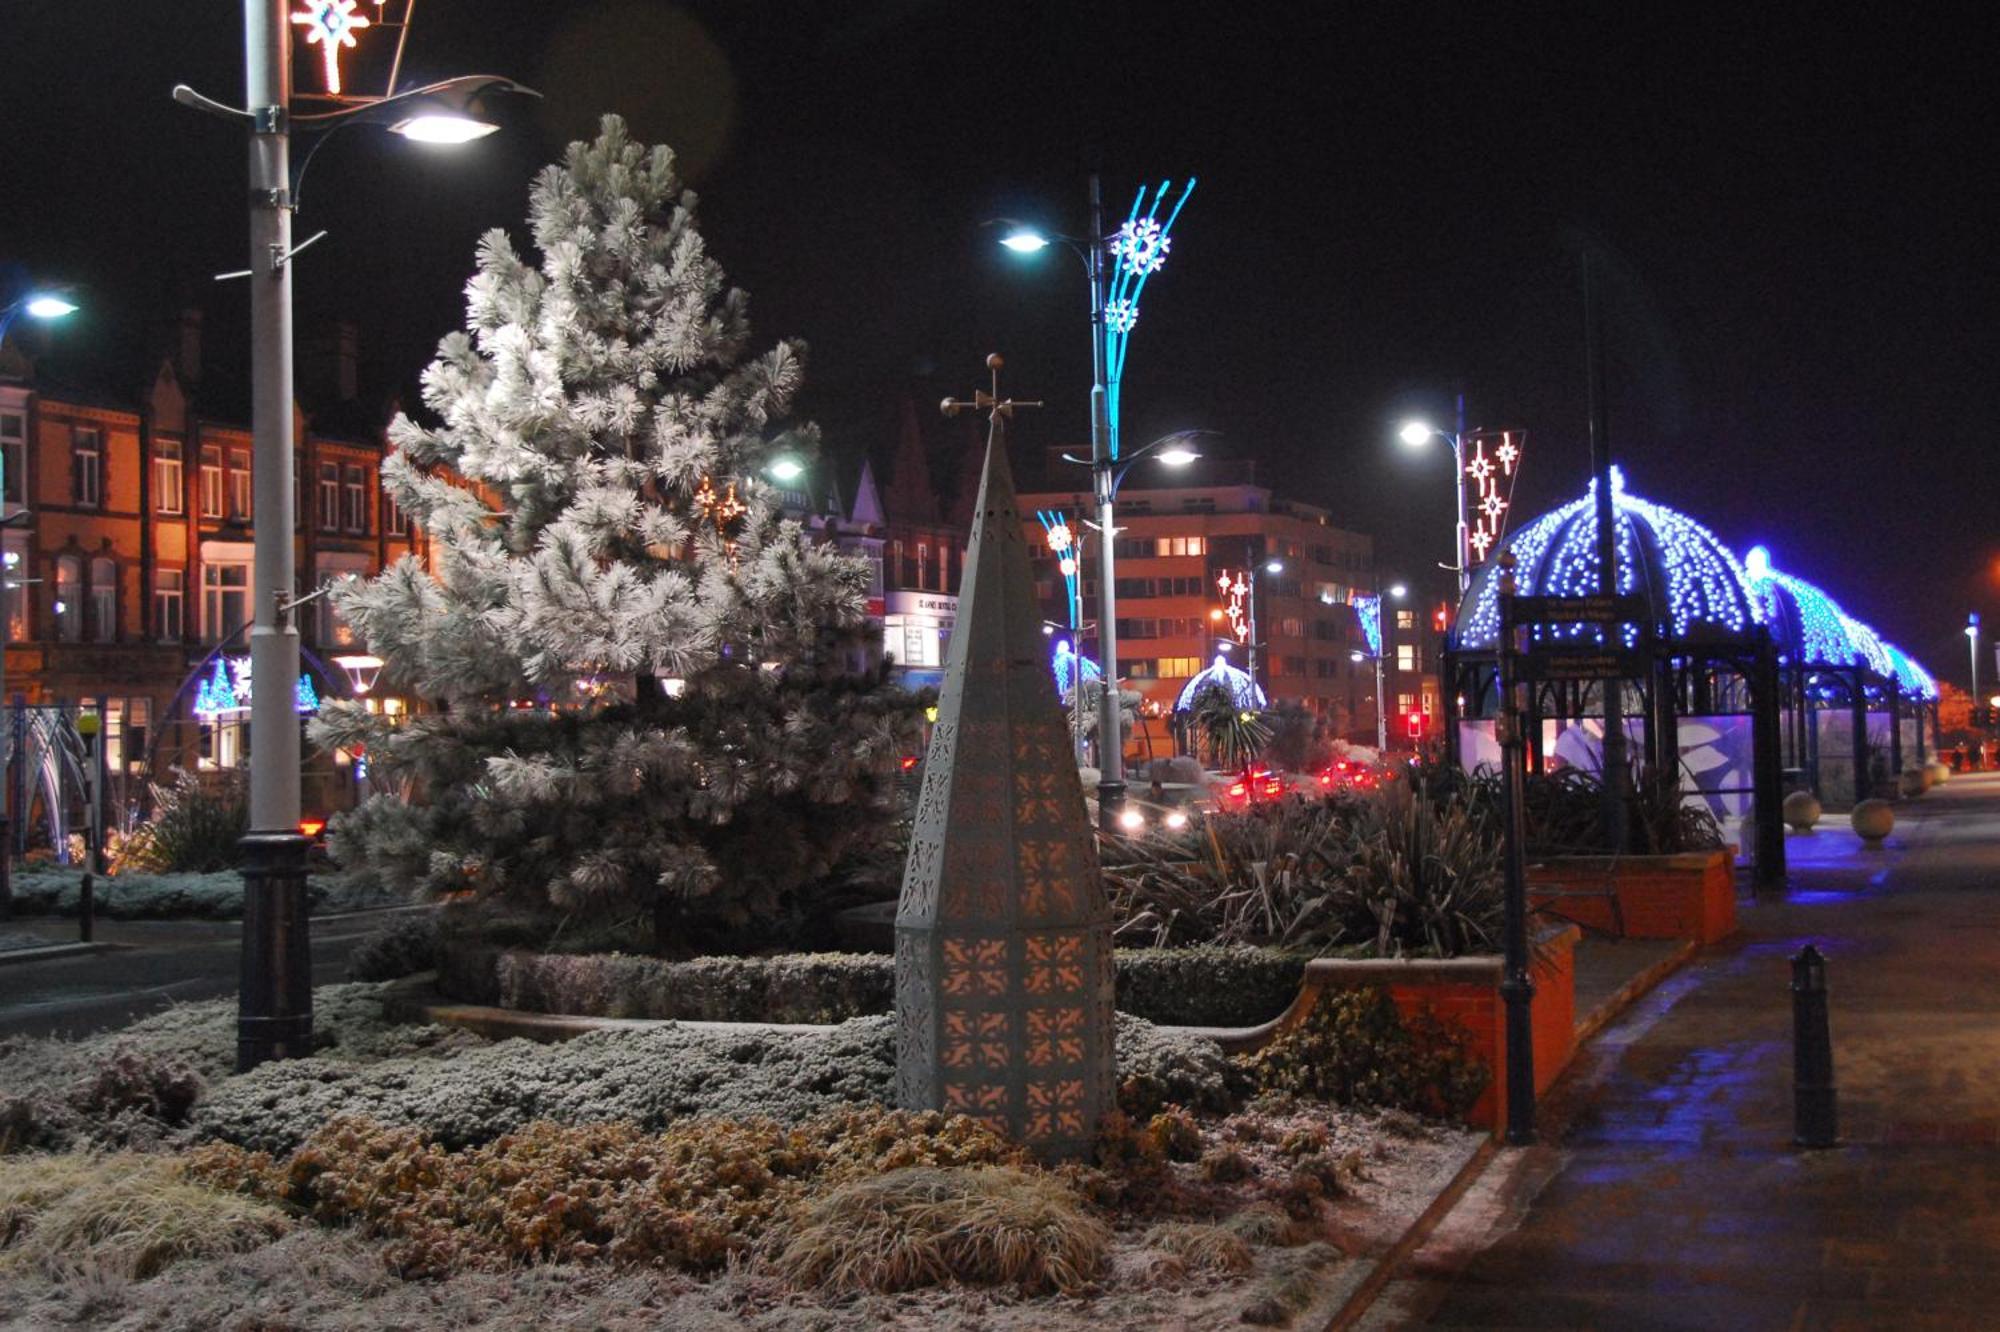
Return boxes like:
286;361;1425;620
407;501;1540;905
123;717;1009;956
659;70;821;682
291;0;372;96
1111;218;1171;276
1104;297;1140;334
1464;429;1525;562
1216;570;1251;643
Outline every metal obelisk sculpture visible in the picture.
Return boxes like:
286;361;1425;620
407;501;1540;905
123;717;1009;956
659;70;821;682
895;354;1116;1161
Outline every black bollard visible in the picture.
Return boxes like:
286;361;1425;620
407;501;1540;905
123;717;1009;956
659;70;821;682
79;872;94;943
237;832;314;1073
1791;944;1838;1148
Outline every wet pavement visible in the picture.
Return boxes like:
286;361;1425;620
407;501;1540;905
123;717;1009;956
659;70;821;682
1369;772;2000;1331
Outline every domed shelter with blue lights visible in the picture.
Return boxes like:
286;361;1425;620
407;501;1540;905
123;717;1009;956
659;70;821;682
1444;467;1938;885
1742;545;1938;806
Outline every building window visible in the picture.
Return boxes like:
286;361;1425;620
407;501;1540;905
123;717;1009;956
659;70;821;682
200;446;224;517
154;568;184;642
71;427;102;507
154;441;184;514
1396;609;1416;630
1280;656;1307;677
315;463;339;531
3;539;27;641
203;562;250;643
89;557;116;642
55;555;81;641
1157;655;1202;677
1152;536;1205;558
384;489;411;536
1;411;24;504
916;542;932;592
229;449;251;518
1397;692;1417;713
937;542;950;592
1278;616;1304;638
1116;618;1158;639
1396;644;1418;672
342;464;368;532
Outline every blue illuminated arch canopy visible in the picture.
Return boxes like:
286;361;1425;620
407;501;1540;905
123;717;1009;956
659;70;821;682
1173;652;1267;712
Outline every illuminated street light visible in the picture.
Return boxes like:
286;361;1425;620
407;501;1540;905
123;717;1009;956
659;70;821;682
765;456;806;483
1000;228;1051;253
1388;582;1408;599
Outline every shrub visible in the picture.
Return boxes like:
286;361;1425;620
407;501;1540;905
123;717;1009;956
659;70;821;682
772;1166;1109;1295
0;1153;288;1280
1235;986;1488;1119
1143;1220;1254;1275
453;943;1308;1029
188;1108;1042;1281
116;769;247;874
345;912;442;982
1105;787;1505;959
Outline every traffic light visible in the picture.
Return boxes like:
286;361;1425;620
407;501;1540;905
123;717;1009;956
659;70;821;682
1406;710;1426;739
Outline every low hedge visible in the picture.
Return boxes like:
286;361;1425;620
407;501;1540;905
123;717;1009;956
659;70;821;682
2;868;400;921
452;944;1308;1029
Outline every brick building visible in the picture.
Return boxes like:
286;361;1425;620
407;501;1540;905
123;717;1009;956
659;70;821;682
1;319;421;833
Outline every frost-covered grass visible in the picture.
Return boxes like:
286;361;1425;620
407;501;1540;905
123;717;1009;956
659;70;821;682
0;982;1240;1158
3;867;404;920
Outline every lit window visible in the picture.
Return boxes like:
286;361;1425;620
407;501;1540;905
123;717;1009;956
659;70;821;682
203;562;249;643
55;555;81;641
71;427;102;507
384;489;411;536
1396;644;1418;672
89;557;117;642
1;411;25;505
343;465;368;532
154;568;184;642
155;441;185;514
1396;609;1416;630
317;463;340;531
200;446;224;517
228;449;251;518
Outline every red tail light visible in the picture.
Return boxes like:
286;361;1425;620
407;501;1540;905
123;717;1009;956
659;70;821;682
298;817;327;838
900;756;918;771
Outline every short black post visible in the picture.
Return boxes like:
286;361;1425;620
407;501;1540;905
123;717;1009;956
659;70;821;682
1496;553;1537;1144
78;871;94;942
237;832;314;1073
1791;944;1838;1148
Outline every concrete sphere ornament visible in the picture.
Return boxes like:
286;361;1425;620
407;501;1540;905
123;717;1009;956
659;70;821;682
1898;769;1926;799
1925;760;1950;788
1850;799;1895;842
1782;790;1822;832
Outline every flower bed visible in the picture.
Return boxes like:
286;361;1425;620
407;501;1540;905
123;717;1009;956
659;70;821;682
440;943;1308;1030
1525;849;1737;943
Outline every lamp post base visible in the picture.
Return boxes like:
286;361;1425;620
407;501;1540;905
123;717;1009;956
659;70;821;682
237;831;313;1073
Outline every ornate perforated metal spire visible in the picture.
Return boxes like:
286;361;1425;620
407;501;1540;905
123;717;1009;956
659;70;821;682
895;356;1115;1160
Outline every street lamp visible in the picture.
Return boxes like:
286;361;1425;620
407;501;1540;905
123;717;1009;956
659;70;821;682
1351;582;1407;751
996;174;1195;831
174;7;532;1072
1398;413;1472;599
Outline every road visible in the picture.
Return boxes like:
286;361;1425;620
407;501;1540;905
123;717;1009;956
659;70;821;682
0;906;424;1040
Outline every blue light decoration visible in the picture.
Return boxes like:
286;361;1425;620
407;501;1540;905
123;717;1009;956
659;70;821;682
1172;652;1267;713
1352;593;1382;658
1456;467;1762;651
1103;178;1195;460
192;657;239;719
1742;545;1936;700
1052;638;1103;699
192;655;323;720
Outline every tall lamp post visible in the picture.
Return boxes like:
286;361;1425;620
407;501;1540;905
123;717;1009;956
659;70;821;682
998;174;1194;830
1970;613;1982;709
0;285;79;919
1351;582;1407;750
175;3;532;1071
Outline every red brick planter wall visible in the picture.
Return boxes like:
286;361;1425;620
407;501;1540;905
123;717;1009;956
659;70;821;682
1202;926;1580;1137
1526;849;1736;944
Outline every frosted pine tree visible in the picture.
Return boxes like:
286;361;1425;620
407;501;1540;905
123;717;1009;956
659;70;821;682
314;117;918;949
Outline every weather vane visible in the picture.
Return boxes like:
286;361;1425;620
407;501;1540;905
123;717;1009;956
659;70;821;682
941;353;1043;427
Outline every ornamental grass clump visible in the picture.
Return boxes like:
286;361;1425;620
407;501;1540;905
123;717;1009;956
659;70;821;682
0;1153;288;1280
771;1166;1110;1295
115;769;247;874
1104;786;1505;959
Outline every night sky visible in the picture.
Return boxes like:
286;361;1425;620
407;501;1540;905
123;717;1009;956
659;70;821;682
2;2;1993;680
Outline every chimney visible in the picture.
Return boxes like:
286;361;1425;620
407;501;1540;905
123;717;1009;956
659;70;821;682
332;320;358;402
174;308;202;387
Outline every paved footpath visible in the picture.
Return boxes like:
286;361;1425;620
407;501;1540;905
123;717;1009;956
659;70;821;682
1368;772;2000;1331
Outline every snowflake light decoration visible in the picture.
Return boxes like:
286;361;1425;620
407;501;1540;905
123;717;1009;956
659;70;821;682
1103;298;1139;335
1464;429;1525;569
1038;510;1084;636
1216;569;1251;643
1111;218;1171;277
291;0;373;96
